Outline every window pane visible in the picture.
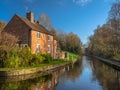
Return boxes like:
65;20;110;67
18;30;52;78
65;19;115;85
48;45;50;53
48;35;50;41
37;32;40;38
36;44;40;53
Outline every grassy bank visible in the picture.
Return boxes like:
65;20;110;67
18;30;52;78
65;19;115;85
65;51;80;63
0;48;80;72
0;60;68;71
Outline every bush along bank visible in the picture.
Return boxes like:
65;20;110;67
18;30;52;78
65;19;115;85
63;51;80;64
0;47;76;76
0;47;69;69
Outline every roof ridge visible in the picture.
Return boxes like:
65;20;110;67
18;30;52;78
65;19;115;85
15;14;54;35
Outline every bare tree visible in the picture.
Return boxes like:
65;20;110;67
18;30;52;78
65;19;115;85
87;0;120;59
38;13;52;30
0;32;18;52
0;21;6;31
108;0;120;55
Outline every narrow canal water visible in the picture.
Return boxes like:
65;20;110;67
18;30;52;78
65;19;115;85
0;56;120;90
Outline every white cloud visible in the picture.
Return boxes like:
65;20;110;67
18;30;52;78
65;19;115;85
73;0;92;6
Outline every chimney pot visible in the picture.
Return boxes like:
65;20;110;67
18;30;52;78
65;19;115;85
36;21;40;24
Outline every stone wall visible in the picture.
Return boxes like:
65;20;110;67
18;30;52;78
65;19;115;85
0;62;70;77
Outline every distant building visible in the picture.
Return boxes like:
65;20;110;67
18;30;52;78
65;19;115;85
3;12;57;57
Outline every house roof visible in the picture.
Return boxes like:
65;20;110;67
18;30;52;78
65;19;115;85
15;14;54;36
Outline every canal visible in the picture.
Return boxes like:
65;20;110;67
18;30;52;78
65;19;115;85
0;56;120;90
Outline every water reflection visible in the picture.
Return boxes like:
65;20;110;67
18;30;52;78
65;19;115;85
91;57;120;90
65;58;83;80
0;67;66;90
55;56;120;90
0;56;120;90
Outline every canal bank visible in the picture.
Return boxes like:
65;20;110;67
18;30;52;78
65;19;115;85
0;56;120;90
0;62;71;77
93;56;120;70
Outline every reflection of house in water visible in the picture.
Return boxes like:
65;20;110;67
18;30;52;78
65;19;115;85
30;67;65;90
0;67;66;90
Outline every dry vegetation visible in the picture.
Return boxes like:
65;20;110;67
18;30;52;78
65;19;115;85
87;0;120;60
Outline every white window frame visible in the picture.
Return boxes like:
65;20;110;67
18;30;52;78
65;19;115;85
48;45;51;53
48;35;50;41
54;40;56;44
36;44;40;53
20;44;28;48
37;32;40;39
55;46;57;53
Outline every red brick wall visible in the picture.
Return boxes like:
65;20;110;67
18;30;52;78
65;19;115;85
3;15;55;57
3;15;31;45
31;30;54;57
53;40;57;59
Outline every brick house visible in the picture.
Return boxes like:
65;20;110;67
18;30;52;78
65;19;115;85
3;12;57;58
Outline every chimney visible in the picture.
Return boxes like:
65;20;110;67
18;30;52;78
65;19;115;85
36;21;40;24
26;12;34;23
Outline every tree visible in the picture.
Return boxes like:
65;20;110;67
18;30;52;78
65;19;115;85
0;21;6;31
66;32;82;54
0;32;18;67
87;25;114;57
38;13;82;54
38;13;52;30
56;29;66;50
56;30;82;54
0;32;18;52
87;0;120;59
108;0;120;55
38;13;57;36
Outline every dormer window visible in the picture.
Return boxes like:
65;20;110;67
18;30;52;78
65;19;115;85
37;32;40;38
48;35;50;41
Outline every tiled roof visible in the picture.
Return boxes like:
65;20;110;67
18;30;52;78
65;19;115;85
15;14;54;36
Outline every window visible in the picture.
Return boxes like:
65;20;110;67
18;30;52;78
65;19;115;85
19;44;28;48
48;35;50;41
55;46;57;53
37;32;40;38
48;80;51;88
48;45;51;53
54;40;56;44
36;44;40;53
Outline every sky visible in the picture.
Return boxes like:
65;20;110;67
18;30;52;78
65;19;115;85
0;0;115;44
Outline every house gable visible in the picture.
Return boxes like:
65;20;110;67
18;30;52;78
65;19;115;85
3;15;31;45
3;12;57;57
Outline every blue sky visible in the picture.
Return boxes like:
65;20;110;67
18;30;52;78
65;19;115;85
0;0;114;44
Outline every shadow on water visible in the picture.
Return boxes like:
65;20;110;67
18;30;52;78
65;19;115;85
0;56;120;90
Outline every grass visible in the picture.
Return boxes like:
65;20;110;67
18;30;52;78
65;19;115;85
68;52;79;59
112;54;120;61
0;52;80;71
0;60;68;71
64;51;80;63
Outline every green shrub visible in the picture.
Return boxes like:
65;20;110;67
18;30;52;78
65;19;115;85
41;54;52;63
18;47;32;66
4;50;20;68
0;46;54;68
31;54;45;65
